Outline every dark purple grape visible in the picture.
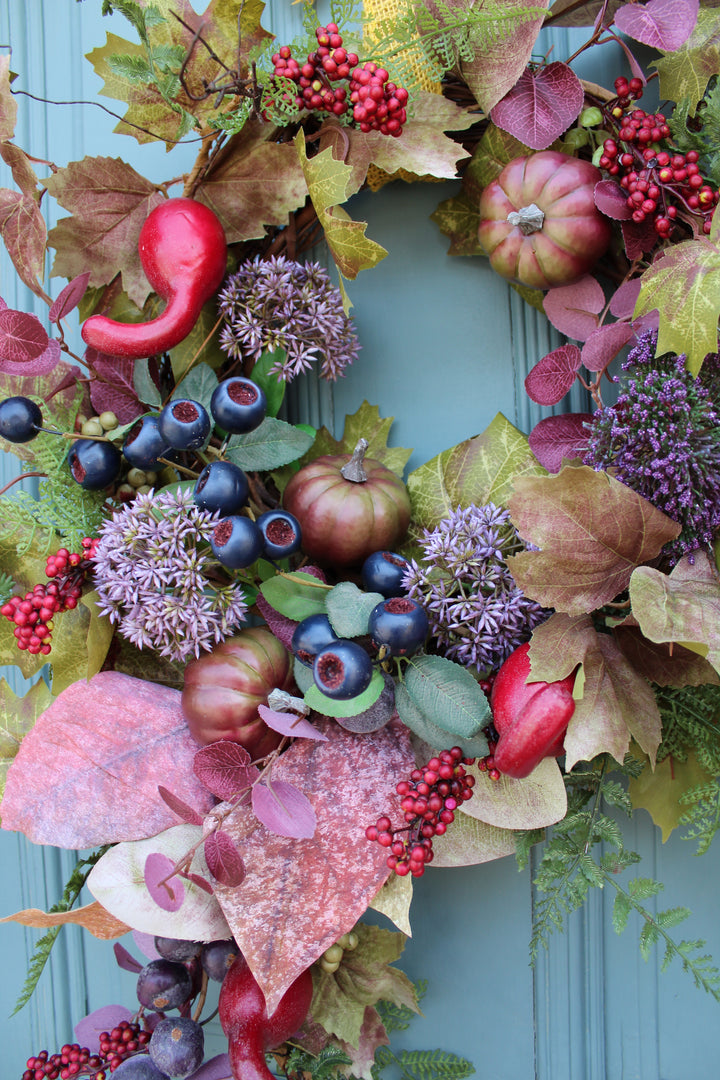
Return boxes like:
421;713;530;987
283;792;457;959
154;936;201;962
136;959;193;1011
200;938;240;982
112;1057;170;1079
149;1017;204;1078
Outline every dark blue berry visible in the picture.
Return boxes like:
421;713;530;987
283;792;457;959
136;958;193;1011
123;415;171;470
193;460;249;515
158;398;210;450
367;597;429;657
211;515;264;568
291;613;338;667
211;377;267;434
149;1016;204;1079
313;639;373;699
67;438;122;490
256;509;302;559
200;938;240;981
361;550;410;597
0;395;42;443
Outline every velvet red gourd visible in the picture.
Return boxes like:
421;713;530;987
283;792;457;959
81;197;227;360
218;954;313;1080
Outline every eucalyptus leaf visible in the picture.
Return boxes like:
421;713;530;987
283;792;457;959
259;571;329;621
133;358;162;407
394;682;489;757
404;655;491;738
224;417;314;471
326;581;384;639
304;668;385;718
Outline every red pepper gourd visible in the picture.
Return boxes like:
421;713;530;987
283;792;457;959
81;197;227;360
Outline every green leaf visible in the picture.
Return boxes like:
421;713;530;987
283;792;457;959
306;401;412;478
248;349;286;418
653;8;720;105
304;668;385;718
612;890;632;934
394;682;489;758
404;654;491;738
258;571;330;621
133;359;162;407
224;417;314;471
326;581;384;639
171;361;219;415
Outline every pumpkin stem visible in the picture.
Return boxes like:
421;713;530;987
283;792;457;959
507;203;545;235
341;438;369;482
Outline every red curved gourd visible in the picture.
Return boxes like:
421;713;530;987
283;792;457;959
218;954;313;1080
81;197;227;360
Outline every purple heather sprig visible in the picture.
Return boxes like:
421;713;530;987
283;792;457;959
402;503;546;674
584;331;720;564
217;254;360;382
92;488;247;663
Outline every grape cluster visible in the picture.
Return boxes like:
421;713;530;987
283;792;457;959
366;747;476;877
2;539;99;655
270;23;408;136
22;1021;150;1080
598;76;719;238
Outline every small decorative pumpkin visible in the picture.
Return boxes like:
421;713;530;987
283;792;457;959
478;151;612;290
282;438;411;567
181;626;294;757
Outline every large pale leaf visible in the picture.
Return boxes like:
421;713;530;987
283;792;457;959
369;875;413;937
628;751;712;841
0;900;129;940
653;7;720;104
462;756;567;829
506;465;681;615
211;718;414;1014
429;810;517;866
306;401;412;477
0;671;216;847
633;209;720;375
0;676;52;804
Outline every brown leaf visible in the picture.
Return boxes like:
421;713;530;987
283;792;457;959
613;625;720;688
211;718;415;1014
0;188;49;299
0;900;130;939
0;56;17;140
507;464;681;615
0;142;40;197
457;0;550;112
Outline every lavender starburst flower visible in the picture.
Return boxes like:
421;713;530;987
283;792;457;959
92;488;247;663
217;255;360;382
402;503;546;674
584;331;720;564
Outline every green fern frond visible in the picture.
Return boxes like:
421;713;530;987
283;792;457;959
656;683;720;773
679;780;720;855
393;1047;475;1079
0;570;16;604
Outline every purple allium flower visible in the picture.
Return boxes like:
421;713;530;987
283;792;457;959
584;331;720;564
217;255;360;382
92;488;247;663
402;503;546;674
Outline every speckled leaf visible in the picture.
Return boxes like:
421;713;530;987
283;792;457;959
629;751;712;841
430;811;517;866
463;756;567;830
404;654;490;738
490;63;584;151
211;718;415;1014
306;401;412;477
0;672;216;847
507;465;681;615
0;676;53;805
0;900;129;939
0;188;48;298
87;824;232;941
0;54;17;139
326;582;384;639
457;0;551;113
369;874;413;937
615;0;698;51
225;417;314;471
653;7;720;105
407;412;545;531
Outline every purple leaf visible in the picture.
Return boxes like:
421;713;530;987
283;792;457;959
181;870;214;895
132;930;161;960
254;593;297;648
525;344;583;405
528;413;593;472
193;741;260;801
594;179;632;220
75;1005;133;1052
609;278;643;319
144;852;185;912
614;0;698;50
0;307;48;360
490;62;585;150
113;942;143;974
158;785;204;826
49;272;91;324
251;779;317;839
204;830;246;887
0;335;61;377
87;347;142;424
188;1055;233;1080
622;217;658;260
257;703;329;741
581;322;636;374
543;276;605;340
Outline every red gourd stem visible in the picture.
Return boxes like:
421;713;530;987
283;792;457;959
82;282;200;361
340;437;369;482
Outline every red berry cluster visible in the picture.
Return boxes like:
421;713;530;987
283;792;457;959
22;1021;151;1079
270;23;408;136
366;747;476;877
98;1020;151;1072
598;76;719;238
2;539;98;655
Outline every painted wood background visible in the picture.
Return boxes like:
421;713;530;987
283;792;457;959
1;3;720;1077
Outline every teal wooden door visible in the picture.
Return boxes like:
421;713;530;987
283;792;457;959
2;4;720;1078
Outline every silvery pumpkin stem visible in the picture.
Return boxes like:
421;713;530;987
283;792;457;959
507;203;545;235
341;437;369;482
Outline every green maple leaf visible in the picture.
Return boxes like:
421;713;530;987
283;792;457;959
305;401;412;477
629;751;712;842
0;677;53;805
633;208;720;376
653;7;720;106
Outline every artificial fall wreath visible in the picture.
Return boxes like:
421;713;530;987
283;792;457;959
2;0;720;1077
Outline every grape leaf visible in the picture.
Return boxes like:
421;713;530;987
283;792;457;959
653;7;720;106
462;756;567;830
0;676;53;805
0;189;49;300
490;62;584;151
430;187;486;257
506;464;681;614
615;0;699;52
0;54;17;140
524;344;582;405
613;624;719;687
305;401;412;477
542;275;605;340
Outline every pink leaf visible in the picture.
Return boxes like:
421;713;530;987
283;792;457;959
594;179;632;220
49;272;91;324
257;703;328;741
158;785;204;826
622;217;659;260
144;852;185;912
187;1056;233;1080
609;278;643;319
193;741;261;801
525;344;582;405
0;307;48;360
614;0;699;50
528;413;593;472
181;870;214;895
0;671;217;848
254;594;297;648
204;830;246;887
490;62;585;151
75;1005;134;1053
132;930;161;960
251;779;317;839
0;335;61;377
581;322;636;374
543;276;605;341
113;942;143;973
87;347;142;424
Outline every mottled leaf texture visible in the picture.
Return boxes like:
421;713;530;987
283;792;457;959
525;344;582;405
0;188;48;298
507;465;681;614
653;7;720;105
581;321;635;374
429;811;517;867
49;273;91;324
0;672;217;847
211;718;414;1014
527;413;592;472
458;0;551;113
594;179;633;220
193;741;260;801
144;852;185;912
542;275;605;341
204;831;246;887
615;0;698;51
251;779;316;839
0;54;17;139
462;756;567;829
491;63;584;150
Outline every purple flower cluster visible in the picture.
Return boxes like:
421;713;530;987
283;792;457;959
217;255;360;382
402;503;546;674
92;488;247;663
584;331;720;564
